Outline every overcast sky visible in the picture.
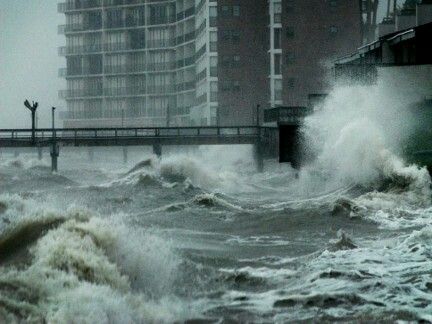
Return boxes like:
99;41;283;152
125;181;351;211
0;0;64;128
0;1;390;129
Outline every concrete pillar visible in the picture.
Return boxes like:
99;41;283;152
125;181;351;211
50;144;60;172
123;147;128;164
38;147;43;160
254;142;264;173
153;143;162;157
88;147;94;162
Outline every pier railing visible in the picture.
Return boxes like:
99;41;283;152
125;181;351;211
0;126;263;142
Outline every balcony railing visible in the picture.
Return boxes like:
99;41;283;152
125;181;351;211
59;88;103;99
176;81;195;92
58;0;102;13
59;39;177;55
58;23;102;34
59;67;104;77
176;31;195;45
176;56;195;69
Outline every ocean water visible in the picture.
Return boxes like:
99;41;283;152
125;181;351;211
1;83;432;323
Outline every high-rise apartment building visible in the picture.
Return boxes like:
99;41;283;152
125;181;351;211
58;0;361;128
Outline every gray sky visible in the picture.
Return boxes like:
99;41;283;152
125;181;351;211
0;0;64;128
0;1;390;129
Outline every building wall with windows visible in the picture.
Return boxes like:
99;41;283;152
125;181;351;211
216;0;269;126
59;0;195;128
269;0;362;108
58;0;361;127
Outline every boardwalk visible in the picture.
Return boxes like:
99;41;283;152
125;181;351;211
0;126;278;172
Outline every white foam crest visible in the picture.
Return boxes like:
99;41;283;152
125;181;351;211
0;156;50;170
220;266;297;282
296;80;432;225
0;208;192;323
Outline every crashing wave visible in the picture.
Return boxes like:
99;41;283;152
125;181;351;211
0;204;193;323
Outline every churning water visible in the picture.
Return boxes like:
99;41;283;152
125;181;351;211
1;82;432;323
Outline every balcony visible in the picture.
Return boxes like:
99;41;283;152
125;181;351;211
58;67;104;77
176;31;195;45
176;81;195;92
59;88;103;99
59;44;103;55
58;0;102;13
176;55;195;69
58;23;102;34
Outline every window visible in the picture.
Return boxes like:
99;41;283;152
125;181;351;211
274;79;282;100
233;81;240;91
221;55;231;67
221;80;240;91
286;0;294;13
209;6;217;26
286;26;295;39
221;81;231;91
330;26;339;35
221;55;241;68
274;54;281;75
274;2;281;23
221;29;240;43
286;52;295;65
232;30;240;43
210;82;218;102
286;78;295;88
210;31;218;51
274;28;281;49
221;6;230;17
210;56;218;76
233;5;240;17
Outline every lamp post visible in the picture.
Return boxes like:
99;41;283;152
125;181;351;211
24;99;38;145
166;105;170;127
52;107;56;131
50;107;59;172
256;104;261;126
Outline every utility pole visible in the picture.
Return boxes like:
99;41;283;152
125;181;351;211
166;105;170;127
52;107;56;130
50;107;59;172
24;99;38;145
121;109;125;127
256;104;261;126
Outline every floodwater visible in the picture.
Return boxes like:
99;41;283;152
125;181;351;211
1;84;432;323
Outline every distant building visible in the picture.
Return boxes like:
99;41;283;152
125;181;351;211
58;0;362;128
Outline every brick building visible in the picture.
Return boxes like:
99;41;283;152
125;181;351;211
269;0;362;108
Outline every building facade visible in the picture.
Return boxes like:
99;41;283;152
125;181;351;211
58;0;361;128
268;0;362;108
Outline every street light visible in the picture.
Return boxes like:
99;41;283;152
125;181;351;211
24;99;38;145
52;107;56;131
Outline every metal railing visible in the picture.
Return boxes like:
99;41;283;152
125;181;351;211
0;126;262;141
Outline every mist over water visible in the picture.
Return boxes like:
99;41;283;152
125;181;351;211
2;79;432;322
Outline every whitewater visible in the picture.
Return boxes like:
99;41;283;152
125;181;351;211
1;81;432;323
